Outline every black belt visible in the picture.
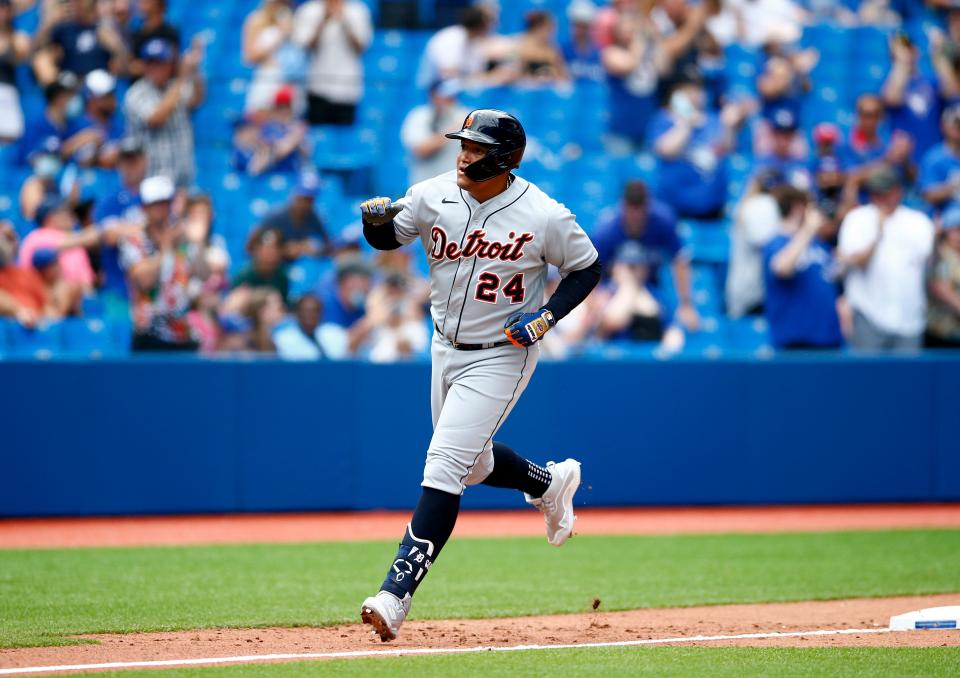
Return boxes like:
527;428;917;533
435;323;512;350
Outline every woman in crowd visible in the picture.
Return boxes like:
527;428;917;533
515;10;569;84
242;0;301;115
0;0;30;143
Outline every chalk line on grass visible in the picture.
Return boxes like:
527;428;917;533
0;627;896;675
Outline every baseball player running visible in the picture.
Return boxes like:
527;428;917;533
358;109;601;641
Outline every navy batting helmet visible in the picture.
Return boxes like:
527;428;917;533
445;109;526;182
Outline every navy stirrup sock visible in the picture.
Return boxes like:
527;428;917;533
481;441;552;498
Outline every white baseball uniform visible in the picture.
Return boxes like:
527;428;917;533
391;170;598;494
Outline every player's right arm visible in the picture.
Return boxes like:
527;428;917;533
360;192;418;251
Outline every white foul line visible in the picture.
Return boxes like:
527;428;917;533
0;627;892;675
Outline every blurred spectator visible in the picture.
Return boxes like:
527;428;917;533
419;5;487;86
753;107;811;191
20;73;79;161
129;0;180;80
562;1;602;83
515;10;568;84
19;136;67;221
230;225;290;303
650;0;710;104
124;37;205;190
0;0;30;143
400;79;469;185
882;31;940;162
926;205;960;348
838;167;935;351
32;0;129;86
273;292;348;359
763;186;843;350
317;257;372;353
362;271;428;362
242;0;303;115
232;85;309;176
92;137;146;305
181;192;230;315
30;247;84;317
703;0;743;47
597;241;664;341
248;287;286;352
593;0;637;49
292;0;372;126
540;268;605;358
755;42;816;149
600;10;658;151
726;170;782;318
19;195;97;291
592;180;699;330
930;11;960;104
215;312;255;353
260;171;332;260
62;69;124;168
651;79;750;219
919;105;960;213
809;122;847;231
120;175;204;351
0;221;54;326
841;93;915;201
731;0;805;47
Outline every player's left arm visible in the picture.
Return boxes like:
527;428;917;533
504;204;601;348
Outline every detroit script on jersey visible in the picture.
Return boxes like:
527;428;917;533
392;170;598;345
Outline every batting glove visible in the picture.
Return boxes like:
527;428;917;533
504;309;556;348
360;197;404;226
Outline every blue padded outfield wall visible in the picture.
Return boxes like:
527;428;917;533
2;356;959;517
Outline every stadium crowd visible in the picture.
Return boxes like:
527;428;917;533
2;0;960;360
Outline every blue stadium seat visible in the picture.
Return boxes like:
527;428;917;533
7;321;63;359
62;317;116;359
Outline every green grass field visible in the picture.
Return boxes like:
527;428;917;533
2;529;959;651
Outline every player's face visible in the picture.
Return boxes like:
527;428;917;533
456;140;490;188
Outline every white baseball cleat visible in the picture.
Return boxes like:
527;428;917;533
525;458;581;546
361;591;411;642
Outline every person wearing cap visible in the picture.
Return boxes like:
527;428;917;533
19;136;67;222
124;36;205;189
62;69;124;168
18;73;78;164
400;79;470;185
129;0;181;80
763;185;842;351
597;241;664;342
230;225;290;303
651;78;750;219
30;246;84;318
837;166;935;351
0;0;29;143
753;107;811;192
561;1;603;82
119;175;205;351
809;122;847;228
232;85;309;176
292;0;372;126
926;205;960;348
18;195;97;291
593;179;700;330
919;105;960;213
31;0;129;86
882;30;940;163
756;43;815;140
260;172;332;260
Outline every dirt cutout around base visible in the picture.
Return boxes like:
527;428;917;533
2;594;959;674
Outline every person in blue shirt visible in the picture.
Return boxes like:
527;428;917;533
650;79;748;219
919;105;960;213
91;138;147;303
561;1;603;83
592;180;699;330
600;12;658;151
318;258;372;331
63;69;125;168
18;73;80;164
842;94;916;202
32;0;129;83
763;185;843;350
753;107;812;192
882;32;941;163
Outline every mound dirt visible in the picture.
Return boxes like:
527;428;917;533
2;594;958;674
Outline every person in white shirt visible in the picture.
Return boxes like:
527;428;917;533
273;292;348;360
400;80;469;186
417;5;493;88
726;170;783;318
838;167;935;351
292;0;372;126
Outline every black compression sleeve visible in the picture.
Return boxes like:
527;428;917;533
542;257;602;322
362;219;403;250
